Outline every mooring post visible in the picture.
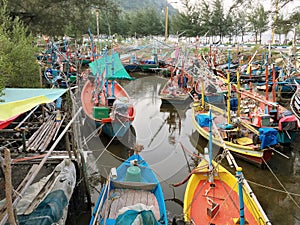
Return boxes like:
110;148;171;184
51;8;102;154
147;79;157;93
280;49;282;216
4;148;17;225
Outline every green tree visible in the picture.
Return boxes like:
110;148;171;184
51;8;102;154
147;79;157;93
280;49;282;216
210;0;226;42
289;9;300;44
248;4;269;44
128;7;164;37
274;14;293;43
171;0;201;37
2;0;115;37
0;0;40;88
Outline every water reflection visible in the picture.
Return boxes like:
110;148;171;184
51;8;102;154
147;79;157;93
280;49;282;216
85;74;300;224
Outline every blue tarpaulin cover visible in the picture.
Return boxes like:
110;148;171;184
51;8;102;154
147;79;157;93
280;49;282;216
196;114;210;127
230;98;238;111
258;127;278;149
116;210;159;225
14;190;68;225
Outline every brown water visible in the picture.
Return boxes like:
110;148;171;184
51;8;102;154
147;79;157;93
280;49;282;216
85;73;300;225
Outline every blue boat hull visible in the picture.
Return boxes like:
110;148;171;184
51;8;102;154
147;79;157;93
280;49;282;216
89;154;168;225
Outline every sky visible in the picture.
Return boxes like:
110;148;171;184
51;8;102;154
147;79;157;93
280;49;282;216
171;0;300;16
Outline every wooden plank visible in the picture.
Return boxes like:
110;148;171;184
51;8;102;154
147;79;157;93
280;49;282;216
107;189;160;220
147;192;160;220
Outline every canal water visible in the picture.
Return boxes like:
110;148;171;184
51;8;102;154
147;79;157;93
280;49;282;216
84;73;300;225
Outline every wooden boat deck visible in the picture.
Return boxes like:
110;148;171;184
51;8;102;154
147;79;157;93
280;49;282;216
103;188;160;220
189;180;258;224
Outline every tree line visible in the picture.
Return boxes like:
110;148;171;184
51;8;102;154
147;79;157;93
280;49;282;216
2;0;299;42
0;0;299;93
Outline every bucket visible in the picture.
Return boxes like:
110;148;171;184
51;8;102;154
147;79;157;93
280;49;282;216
125;166;141;182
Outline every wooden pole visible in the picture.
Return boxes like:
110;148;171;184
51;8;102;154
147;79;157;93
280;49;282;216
0;107;83;225
272;63;276;102
227;71;231;124
14;105;39;131
265;60;269;113
164;0;169;42
4;148;16;225
237;69;241;117
201;79;205;107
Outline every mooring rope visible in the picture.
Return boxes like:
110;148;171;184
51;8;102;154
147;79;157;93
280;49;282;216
262;157;300;209
247;179;300;197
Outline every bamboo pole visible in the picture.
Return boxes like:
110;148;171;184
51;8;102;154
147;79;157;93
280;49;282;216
0;107;83;225
14;105;39;131
3;148;16;225
237;69;241;117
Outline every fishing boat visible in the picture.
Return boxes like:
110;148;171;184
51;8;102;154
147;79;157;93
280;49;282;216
215;65;299;146
10;159;76;225
192;70;275;166
290;82;300;120
236;85;299;145
89;153;168;225
192;64;227;107
184;110;272;224
159;67;194;104
192;101;274;166
81;51;135;139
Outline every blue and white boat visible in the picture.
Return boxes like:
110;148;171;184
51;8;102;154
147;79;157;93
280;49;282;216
89;154;168;225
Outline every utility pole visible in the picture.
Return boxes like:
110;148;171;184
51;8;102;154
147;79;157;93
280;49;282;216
96;10;100;38
165;0;169;42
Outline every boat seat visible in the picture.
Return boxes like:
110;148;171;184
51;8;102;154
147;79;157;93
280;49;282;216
207;202;219;218
236;137;253;146
112;181;157;191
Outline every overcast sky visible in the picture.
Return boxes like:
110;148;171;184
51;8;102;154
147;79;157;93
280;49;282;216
171;0;299;17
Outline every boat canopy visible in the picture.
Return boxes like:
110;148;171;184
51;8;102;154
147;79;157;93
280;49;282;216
0;88;67;121
89;53;134;80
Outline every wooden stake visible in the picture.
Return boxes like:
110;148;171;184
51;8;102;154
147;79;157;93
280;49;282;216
4;148;16;225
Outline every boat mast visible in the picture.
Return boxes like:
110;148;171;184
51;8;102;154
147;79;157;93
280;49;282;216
208;109;213;182
105;48;109;99
236;167;245;225
227;50;231;124
272;63;276;102
201;78;205;108
265;54;269;113
237;69;241;117
111;49;115;97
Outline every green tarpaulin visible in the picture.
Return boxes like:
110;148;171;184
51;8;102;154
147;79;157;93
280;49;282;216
89;53;134;80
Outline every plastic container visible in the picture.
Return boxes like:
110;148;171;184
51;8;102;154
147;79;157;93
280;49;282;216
125;166;141;182
92;107;109;119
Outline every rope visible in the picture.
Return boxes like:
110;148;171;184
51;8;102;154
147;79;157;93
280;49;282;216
247;179;300;197
91;124;127;165
209;180;239;223
262;157;300;209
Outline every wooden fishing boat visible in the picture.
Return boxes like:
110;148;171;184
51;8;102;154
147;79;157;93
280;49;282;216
138;53;160;72
10;159;77;225
81;52;135;139
159;67;194;104
215;67;299;145
237;86;299;145
290;82;300;120
193;68;227;106
191;102;273;166
184;110;271;224
89;153;168;225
